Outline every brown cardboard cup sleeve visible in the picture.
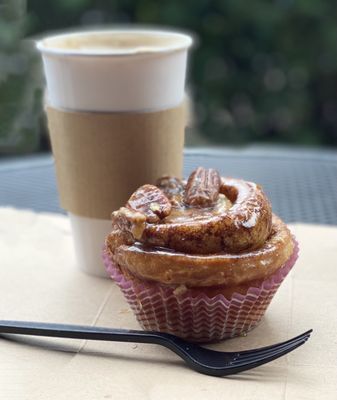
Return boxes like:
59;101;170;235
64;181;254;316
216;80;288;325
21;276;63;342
46;105;186;220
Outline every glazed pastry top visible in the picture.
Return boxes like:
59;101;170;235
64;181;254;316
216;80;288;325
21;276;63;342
107;167;294;287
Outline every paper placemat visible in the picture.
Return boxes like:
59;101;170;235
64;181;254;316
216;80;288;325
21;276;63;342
0;207;336;399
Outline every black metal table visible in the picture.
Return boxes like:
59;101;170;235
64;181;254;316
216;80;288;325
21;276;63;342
0;147;336;225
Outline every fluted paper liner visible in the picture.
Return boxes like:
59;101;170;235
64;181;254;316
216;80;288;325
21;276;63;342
46;105;185;220
103;239;299;342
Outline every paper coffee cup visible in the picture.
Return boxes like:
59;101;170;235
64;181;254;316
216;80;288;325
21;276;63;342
37;29;192;277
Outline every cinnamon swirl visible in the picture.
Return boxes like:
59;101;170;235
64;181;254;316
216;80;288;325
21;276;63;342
103;167;298;342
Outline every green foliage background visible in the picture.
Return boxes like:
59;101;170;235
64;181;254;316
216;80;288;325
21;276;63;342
1;0;337;152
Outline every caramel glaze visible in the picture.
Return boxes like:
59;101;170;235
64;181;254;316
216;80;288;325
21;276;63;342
106;214;294;289
107;171;293;294
141;178;273;254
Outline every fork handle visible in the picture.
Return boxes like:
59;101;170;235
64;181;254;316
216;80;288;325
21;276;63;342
0;320;172;346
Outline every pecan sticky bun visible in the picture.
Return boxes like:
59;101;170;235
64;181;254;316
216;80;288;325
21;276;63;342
106;167;294;296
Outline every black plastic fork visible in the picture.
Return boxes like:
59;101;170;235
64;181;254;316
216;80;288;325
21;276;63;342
0;320;312;377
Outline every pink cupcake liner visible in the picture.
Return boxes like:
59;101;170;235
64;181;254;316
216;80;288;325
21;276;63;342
103;239;299;343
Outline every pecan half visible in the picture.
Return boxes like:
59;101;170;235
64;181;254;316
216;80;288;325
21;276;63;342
127;184;172;223
184;167;221;207
156;176;185;206
111;207;146;241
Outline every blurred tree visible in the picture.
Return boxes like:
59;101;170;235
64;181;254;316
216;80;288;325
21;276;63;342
3;0;337;152
0;0;43;154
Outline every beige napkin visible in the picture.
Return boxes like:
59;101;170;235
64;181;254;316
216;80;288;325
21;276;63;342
0;207;336;399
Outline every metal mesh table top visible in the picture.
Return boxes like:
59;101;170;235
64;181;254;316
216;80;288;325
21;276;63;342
0;148;336;225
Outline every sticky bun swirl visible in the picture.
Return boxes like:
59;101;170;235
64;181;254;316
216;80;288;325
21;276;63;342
106;167;294;291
